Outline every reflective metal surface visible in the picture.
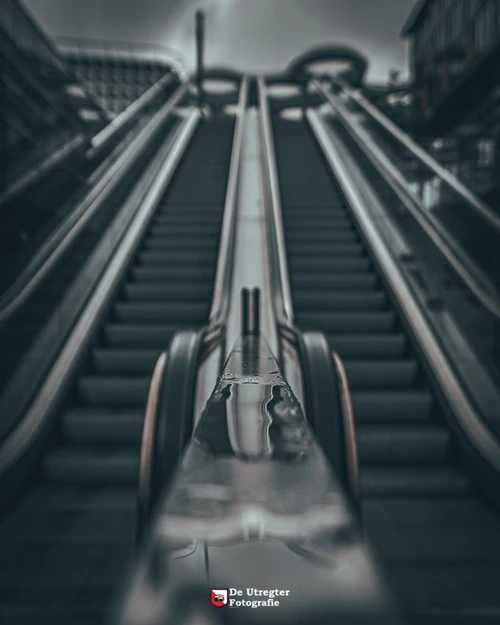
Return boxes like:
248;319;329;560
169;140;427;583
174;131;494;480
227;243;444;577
307;108;500;473
120;337;401;625
314;80;500;320
0;110;200;476
0;83;191;326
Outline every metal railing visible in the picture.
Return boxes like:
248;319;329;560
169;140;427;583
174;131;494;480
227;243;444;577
0;108;200;476
1;68;180;205
137;351;168;545
315;79;500;321
331;77;500;236
308;108;500;474
256;76;294;328
87;71;178;156
257;76;361;508
207;75;249;329
0;82;190;326
332;352;360;510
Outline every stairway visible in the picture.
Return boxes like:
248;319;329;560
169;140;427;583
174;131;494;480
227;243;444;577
273;119;500;624
0;118;234;625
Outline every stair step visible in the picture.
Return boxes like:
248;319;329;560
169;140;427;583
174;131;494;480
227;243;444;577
0;540;133;586
129;266;215;282
294;291;386;311
287;242;364;257
91;348;161;374
0;606;111;625
103;324;182;347
77;376;149;407
19;487;136;511
382;562;500;616
344;360;420;389
326;334;407;359
113;302;208;323
292;274;378;290
357;425;449;463
149;224;220;236
361;466;472;497
362;498;500;527
288;257;371;272
286;230;358;243
142;236;218;250
44;447;139;483
137;250;216;265
121;283;212;302
298;311;396;333
62;409;144;443
285;221;354;233
352;390;434;422
366;526;500;559
153;213;222;225
0;507;134;543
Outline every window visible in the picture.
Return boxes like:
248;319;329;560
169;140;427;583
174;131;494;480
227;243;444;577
449;1;464;40
473;2;491;52
478;138;495;167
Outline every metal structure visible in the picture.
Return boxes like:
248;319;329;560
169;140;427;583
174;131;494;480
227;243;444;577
0;9;500;625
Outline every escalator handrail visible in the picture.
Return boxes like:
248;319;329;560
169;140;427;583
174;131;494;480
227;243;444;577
330;77;500;237
256;75;295;327
0;81;190;327
315;80;500;321
332;351;360;511
137;351;168;545
208;75;250;328
0;70;183;206
308;107;500;473
0;110;200;478
257;77;361;508
87;72;177;156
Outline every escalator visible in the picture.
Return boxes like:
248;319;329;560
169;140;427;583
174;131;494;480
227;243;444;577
0;118;235;625
273;119;500;624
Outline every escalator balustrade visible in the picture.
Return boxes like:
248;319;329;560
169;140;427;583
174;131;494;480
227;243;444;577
273;118;500;624
0;118;235;625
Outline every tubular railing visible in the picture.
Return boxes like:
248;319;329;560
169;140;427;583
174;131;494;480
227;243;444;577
137;351;168;545
87;71;178;156
331;76;500;237
0;107;200;477
257;76;361;509
332;352;360;510
207;75;249;330
0;82;190;326
256;76;294;328
315;79;500;322
1;64;181;205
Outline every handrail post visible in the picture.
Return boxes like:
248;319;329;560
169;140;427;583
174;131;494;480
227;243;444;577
195;9;205;108
241;287;260;336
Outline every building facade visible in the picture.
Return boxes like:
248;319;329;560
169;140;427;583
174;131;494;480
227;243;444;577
402;0;500;134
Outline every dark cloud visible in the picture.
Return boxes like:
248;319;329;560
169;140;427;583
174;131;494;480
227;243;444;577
23;0;415;82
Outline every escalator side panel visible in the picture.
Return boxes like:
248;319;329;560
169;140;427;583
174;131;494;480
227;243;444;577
0;119;235;625
273;119;500;624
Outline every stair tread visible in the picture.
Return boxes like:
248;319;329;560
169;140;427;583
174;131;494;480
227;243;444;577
361;466;472;496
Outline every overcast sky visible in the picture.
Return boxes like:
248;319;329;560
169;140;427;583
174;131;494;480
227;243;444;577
24;0;416;83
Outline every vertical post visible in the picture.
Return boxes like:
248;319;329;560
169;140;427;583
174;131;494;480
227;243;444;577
242;288;260;336
195;9;205;108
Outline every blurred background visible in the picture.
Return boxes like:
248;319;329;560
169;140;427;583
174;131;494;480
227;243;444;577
23;0;414;82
